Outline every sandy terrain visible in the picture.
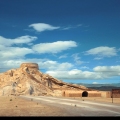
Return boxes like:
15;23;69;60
0;95;70;116
0;95;120;116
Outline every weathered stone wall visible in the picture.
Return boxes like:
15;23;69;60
112;94;120;98
98;91;120;98
20;63;39;70
62;90;102;97
88;91;101;97
62;90;83;97
69;93;82;97
101;91;111;98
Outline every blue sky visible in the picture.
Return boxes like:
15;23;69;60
0;0;120;84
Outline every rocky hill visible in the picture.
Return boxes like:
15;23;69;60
0;63;91;96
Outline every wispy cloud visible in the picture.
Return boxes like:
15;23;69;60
29;23;60;32
28;23;82;32
118;48;120;51
0;35;37;60
43;61;73;71
46;69;102;80
0;35;37;46
62;26;73;30
94;57;103;60
32;41;77;54
93;66;120;72
92;82;98;84
0;46;34;60
84;46;117;59
72;53;84;65
77;24;82;27
0;35;77;73
93;65;120;78
80;66;89;70
59;54;68;59
62;24;82;30
1;48;120;80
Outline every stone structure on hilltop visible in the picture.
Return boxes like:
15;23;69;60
0;63;113;98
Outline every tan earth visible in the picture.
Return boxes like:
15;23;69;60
0;95;120;116
0;95;70;116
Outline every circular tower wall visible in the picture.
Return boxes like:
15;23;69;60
20;63;39;70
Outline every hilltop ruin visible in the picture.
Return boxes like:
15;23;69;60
0;63;112;98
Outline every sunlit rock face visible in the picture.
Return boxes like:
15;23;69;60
0;63;89;96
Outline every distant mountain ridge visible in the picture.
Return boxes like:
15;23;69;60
76;83;120;91
76;83;120;87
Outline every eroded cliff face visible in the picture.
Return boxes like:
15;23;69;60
0;63;89;96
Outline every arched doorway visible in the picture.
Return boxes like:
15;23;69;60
82;91;88;97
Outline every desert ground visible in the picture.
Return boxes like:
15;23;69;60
0;95;120;116
0;95;70;116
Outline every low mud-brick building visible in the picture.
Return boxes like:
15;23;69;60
62;90;112;98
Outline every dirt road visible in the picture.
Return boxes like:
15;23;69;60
20;95;120;116
0;95;120;116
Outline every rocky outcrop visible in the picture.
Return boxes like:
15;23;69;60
0;63;91;96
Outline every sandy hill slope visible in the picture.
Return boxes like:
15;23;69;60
0;63;91;96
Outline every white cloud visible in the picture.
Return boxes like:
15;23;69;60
0;36;12;46
1;53;120;81
62;24;82;30
14;35;37;44
1;60;23;70
0;46;34;60
0;35;36;72
39;61;73;71
39;60;58;70
0;59;73;73
94;57;103;60
72;53;84;65
0;35;76;73
46;69;102;80
59;54;68;59
0;35;37;46
29;23;60;32
93;65;120;78
80;66;89;69
0;59;44;72
1;34;120;81
32;41;77;54
92;82;98;84
0;35;37;60
46;65;120;80
62;27;72;30
57;63;73;71
85;46;117;58
77;24;82;27
93;66;120;72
